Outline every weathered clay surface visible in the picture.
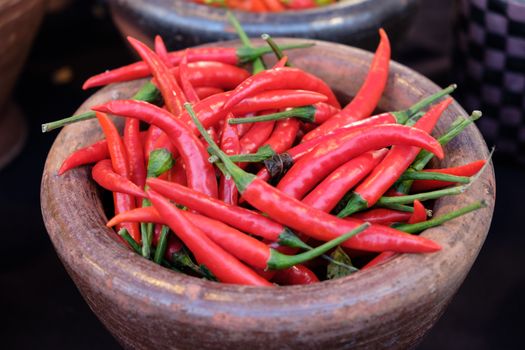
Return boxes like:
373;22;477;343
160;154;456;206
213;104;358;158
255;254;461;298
41;40;496;350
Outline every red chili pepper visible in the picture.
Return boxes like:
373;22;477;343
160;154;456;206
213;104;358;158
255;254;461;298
276;124;444;199
92;159;146;198
302;29;390;142
178;50;200;103
128;36;187;117
262;118;300;154
146;177;290;242
338;98;452;217
195;86;224;100
58;139;109;175
272;264;319;285
172;61;251;90
188;103;441;254
351;208;412;226
231;90;327;115
236;120;253;138
219;114;240;205
96;112;140;242
124;118;147;188
221;67;341;111
168;159;187;186
154;35;170;65
408;200;427;224
361;251;397;270
272;56;289;68
147;190;273;286
410;159;486;192
239;120;275;155
82;44;308;89
112;196;372;271
302;149;388;212
263;0;286;11
92;100;218;198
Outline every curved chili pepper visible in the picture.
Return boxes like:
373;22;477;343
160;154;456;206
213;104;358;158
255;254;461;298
187;103;441;253
221;67;341;111
239;119;275;155
195;86;224;100
92;100;218;198
128;36;187;117
172;61;251;90
271;264;319;285
178;50;200;103
338;98;452;217
92;159;146;198
124;118;146;188
147;190;272;286
58;139;109;175
262;118;301;154
219;114;240;205
276;124;444;199
351;208;412;226
229;102;339;125
410;159;486;192
302;149;388;212
408;200;427;224
154;35;170;65
302;29;390;142
146;177;293;242
361;251;397;270
82;44;312;89
96;112;140;242
232;90;327;115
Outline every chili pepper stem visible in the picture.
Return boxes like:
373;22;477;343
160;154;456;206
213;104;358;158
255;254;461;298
377;185;468;206
267;223;370;270
261;33;291;67
400;84;457;121
185;103;255;193
229;106;316;124
153;226;170;264
41;81;159;132
118;229;142;253
396;201;486;233
337;194;368;218
398;171;471;183
226;144;276;163
227;11;265;73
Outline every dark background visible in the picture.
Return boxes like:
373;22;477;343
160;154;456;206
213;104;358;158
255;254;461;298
1;0;523;348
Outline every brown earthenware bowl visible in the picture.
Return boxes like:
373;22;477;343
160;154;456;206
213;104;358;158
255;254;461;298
107;0;418;51
41;39;495;349
0;0;46;168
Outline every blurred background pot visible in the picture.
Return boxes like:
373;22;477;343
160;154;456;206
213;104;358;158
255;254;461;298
41;39;495;349
0;0;46;169
107;0;419;51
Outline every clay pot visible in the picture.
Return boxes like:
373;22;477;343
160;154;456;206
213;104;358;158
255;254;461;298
0;0;46;168
107;0;418;51
41;39;495;349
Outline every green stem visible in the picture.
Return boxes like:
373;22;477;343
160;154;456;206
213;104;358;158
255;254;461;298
185;103;255;193
337;193;368;218
229;106;315;124
261;33;291;67
154;226;170;264
41;81;159;132
237;43;315;64
396;201;486;233
226;144;275;163
267;223;369;270
392;84;457;124
395;110;482;194
398;171;470;184
377;185;467;206
226;11;265;74
118;229;141;254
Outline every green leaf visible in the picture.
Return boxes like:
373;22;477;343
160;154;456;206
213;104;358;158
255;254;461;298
147;149;174;178
327;246;357;280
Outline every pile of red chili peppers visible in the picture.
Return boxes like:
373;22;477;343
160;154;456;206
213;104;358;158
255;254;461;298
192;0;337;12
45;17;488;286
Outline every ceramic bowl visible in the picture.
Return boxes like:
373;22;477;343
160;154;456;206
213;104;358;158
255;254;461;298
41;39;495;349
107;0;419;51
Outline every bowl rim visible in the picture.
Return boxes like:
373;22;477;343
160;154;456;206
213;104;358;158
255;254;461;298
41;38;495;333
